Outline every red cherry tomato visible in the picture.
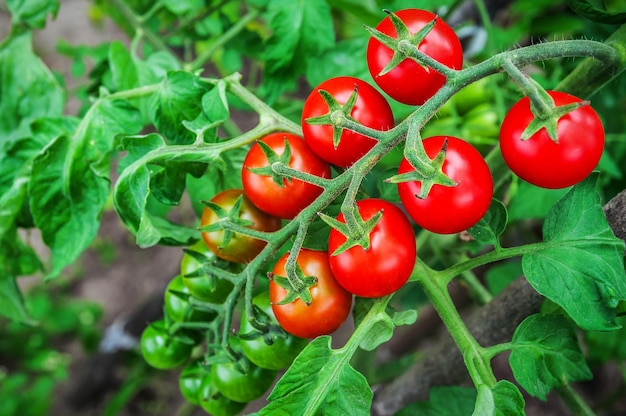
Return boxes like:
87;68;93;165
328;199;416;298
242;132;331;219
397;136;493;234
302;76;394;167
367;9;463;105
270;249;352;339
200;189;282;263
499;90;605;189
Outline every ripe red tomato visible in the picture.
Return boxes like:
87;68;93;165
200;189;282;263
301;76;394;167
269;249;352;339
397;136;493;234
242;132;331;219
499;90;605;189
328;199;416;298
367;9;463;105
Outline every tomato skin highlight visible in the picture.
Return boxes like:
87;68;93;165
499;90;605;189
200;189;282;263
302;76;394;167
242;132;331;219
397;136;493;234
239;292;308;370
367;9;463;106
328;199;416;298
270;249;353;339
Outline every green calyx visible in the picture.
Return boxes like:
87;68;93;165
270;264;317;306
247;138;293;187
305;84;359;148
198;196;253;248
319;206;383;256
365;9;437;76
386;124;457;199
523;90;589;141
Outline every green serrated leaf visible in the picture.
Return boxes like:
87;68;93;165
468;199;507;248
6;0;59;29
473;381;525;416
258;336;372;416
522;174;626;330
0;31;64;143
397;386;477;416
492;380;525;416
567;0;626;24
30;99;142;278
0;276;37;325
261;0;335;100
510;314;592;400
149;71;210;144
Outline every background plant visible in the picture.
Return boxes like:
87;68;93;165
1;0;626;415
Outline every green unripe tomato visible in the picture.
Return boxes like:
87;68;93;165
240;292;308;370
164;274;215;324
140;319;192;370
180;240;234;303
211;338;277;403
179;359;205;406
198;370;247;416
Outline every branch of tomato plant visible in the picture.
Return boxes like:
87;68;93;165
103;0;175;58
185;8;261;72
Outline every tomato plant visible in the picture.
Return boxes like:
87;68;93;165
211;339;277;404
3;2;626;416
180;240;234;303
397;136;494;234
200;189;282;263
366;8;464;105
499;90;605;189
327;199;416;298
270;249;353;339
198;370;247;416
239;291;308;370
301;76;394;167
164;274;216;323
242;132;331;219
179;359;205;406
140;319;193;370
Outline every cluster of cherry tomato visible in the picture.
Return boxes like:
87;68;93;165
140;8;605;414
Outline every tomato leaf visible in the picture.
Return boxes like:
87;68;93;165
0;276;37;325
6;0;59;29
468;199;508;248
522;174;626;330
352;298;417;351
257;336;373;416
149;71;210;145
509;314;592;400
567;0;626;24
396;386;477;416
260;0;335;99
30;99;142;278
473;381;525;416
107;41;180;122
0;31;64;144
114;134;224;247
